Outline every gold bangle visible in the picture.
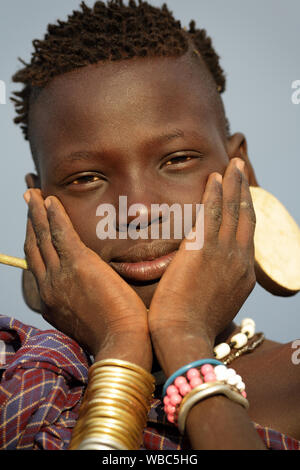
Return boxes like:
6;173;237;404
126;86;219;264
70;418;139;444
82;418;140;445
86;383;153;410
78;396;147;425
89;359;154;386
73;426;136;450
82;405;146;431
70;359;154;450
84;381;151;410
91;364;153;384
83;390;147;409
89;368;154;394
79;418;141;445
76;436;128;451
82;405;143;427
88;373;151;396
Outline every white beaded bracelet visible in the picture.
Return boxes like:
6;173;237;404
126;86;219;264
214;365;246;392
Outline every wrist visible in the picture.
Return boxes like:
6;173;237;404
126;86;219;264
94;330;153;372
151;326;214;378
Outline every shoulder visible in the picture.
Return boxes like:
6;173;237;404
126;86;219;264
0;314;90;384
233;337;300;441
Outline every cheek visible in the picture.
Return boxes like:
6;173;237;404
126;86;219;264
165;173;207;206
58;197;103;251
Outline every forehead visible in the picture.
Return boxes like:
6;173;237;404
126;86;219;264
28;54;221;161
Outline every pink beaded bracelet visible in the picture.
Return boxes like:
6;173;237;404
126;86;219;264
163;365;216;423
163;364;247;424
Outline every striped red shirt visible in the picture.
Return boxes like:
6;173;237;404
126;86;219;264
0;315;299;450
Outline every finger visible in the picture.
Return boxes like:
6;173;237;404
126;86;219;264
24;215;46;282
201;172;223;244
218;158;244;243
44;195;85;262
25;189;60;270
236;171;256;252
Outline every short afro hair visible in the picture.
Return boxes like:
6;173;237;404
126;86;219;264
11;0;229;141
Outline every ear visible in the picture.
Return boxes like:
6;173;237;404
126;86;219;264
22;270;42;313
25;172;41;189
22;172;42;313
226;132;259;187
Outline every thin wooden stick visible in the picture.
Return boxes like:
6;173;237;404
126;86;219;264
0;253;28;270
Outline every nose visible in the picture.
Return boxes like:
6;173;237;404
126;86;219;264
116;197;162;233
113;173;167;233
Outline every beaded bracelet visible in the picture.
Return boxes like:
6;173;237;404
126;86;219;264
163;363;248;427
162;358;223;399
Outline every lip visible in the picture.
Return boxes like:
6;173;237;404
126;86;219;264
109;250;177;281
109;242;179;281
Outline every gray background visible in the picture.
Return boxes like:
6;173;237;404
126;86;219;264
0;0;299;341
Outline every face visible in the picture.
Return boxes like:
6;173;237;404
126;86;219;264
27;54;240;307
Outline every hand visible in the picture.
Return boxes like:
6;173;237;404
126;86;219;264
148;158;256;374
23;189;152;369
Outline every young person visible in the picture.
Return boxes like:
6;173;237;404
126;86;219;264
0;0;299;450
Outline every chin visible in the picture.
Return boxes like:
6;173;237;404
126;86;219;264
127;278;160;308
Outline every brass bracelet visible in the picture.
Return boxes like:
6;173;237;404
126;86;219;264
84;381;151;410
71;416;139;447
77;436;128;451
91;364;153;386
79;418;141;445
81;406;145;433
72;401;146;442
88;372;152;397
72;426;135;450
89;359;155;387
69;359;155;450
78;395;146;424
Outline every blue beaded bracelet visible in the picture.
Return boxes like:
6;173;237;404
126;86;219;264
162;358;223;398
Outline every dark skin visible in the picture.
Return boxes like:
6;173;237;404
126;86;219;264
23;54;300;448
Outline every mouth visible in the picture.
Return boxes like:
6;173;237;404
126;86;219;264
109;242;179;282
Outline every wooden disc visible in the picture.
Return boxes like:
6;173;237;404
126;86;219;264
250;186;300;296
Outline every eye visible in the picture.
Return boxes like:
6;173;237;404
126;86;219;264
68;173;102;186
163;154;204;167
165;156;193;166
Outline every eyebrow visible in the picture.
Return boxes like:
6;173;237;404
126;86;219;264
157;128;185;142
54;128;187;171
53;150;100;173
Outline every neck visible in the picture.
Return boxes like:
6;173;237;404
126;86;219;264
214;321;238;346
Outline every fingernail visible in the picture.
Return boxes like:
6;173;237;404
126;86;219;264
235;159;245;172
23;190;31;204
44;197;51;209
215;173;222;184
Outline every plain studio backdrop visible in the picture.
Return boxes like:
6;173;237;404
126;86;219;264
0;0;299;341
